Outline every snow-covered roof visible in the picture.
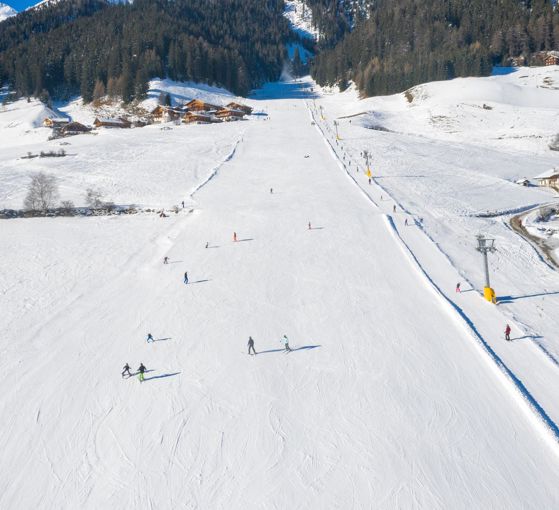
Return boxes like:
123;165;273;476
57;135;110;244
535;168;559;179
95;117;128;124
48;117;70;122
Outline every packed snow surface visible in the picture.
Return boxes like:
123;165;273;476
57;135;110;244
2;73;559;508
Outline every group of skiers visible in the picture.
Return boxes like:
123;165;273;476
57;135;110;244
122;363;146;382
247;334;291;355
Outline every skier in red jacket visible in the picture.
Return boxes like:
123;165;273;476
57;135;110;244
505;324;511;341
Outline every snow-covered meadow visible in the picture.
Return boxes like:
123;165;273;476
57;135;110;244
0;80;254;209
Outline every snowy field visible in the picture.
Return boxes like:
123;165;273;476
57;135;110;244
2;74;559;508
0;80;253;209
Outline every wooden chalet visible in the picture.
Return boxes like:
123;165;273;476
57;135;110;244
545;53;559;66
182;112;212;124
43;117;70;128
93;117;131;128
226;102;253;115
216;108;245;121
535;168;559;190
185;99;221;112
60;122;91;135
150;105;182;122
182;111;222;124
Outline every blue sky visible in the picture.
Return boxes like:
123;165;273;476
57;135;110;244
5;0;36;11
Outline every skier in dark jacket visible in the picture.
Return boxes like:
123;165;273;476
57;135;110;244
122;363;132;378
248;336;257;355
184;272;189;284
147;333;154;343
138;363;146;382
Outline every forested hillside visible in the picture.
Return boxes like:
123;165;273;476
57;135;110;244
0;0;290;101
311;0;559;96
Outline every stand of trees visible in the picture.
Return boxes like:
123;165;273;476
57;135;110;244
0;0;290;101
311;0;559;96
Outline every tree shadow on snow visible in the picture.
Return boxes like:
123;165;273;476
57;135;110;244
144;372;181;381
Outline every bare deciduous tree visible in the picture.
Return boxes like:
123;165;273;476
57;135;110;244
24;172;59;211
60;200;75;215
85;188;104;208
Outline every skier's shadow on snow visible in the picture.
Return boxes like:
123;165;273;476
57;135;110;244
511;335;543;341
309;227;325;230
190;279;210;284
144;372;181;381
168;261;183;264
154;337;172;342
130;369;155;376
257;345;321;354
237;238;254;242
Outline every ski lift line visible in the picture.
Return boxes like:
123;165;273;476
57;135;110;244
306;103;380;210
309;100;413;217
384;214;559;451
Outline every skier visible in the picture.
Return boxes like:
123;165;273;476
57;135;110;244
404;218;408;226
393;205;396;213
205;242;209;249
270;188;273;194
455;282;461;293
308;222;312;230
282;334;292;352
122;363;132;378
138;363;146;382
181;201;185;208
233;232;237;242
163;256;169;264
368;178;371;185
505;324;511;342
248;336;257;355
184;272;189;284
147;333;154;343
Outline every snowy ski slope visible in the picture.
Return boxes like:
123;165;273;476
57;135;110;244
1;78;559;508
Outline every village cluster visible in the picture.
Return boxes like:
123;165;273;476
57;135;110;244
42;99;254;138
